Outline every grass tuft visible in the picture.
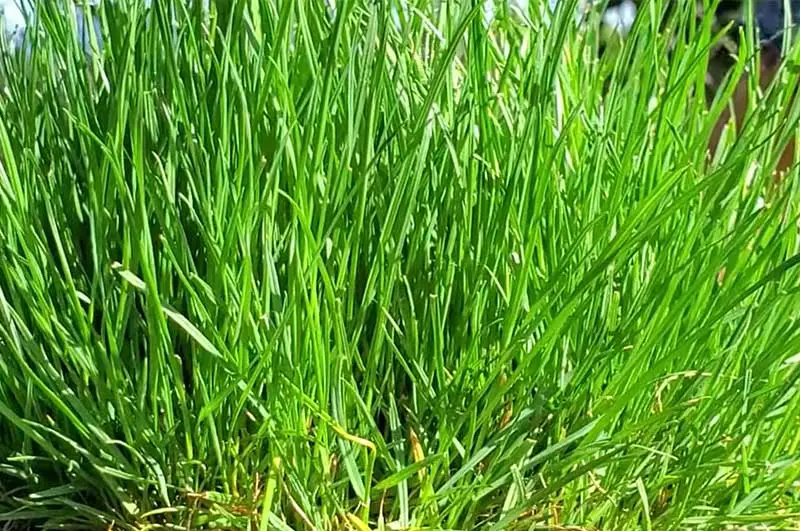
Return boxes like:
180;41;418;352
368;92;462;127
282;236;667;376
1;1;799;529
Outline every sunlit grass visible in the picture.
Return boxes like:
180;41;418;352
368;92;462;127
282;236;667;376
0;1;799;529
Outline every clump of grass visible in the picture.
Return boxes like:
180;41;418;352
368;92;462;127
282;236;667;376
0;1;799;529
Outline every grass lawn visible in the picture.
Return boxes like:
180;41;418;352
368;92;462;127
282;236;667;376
1;1;799;529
